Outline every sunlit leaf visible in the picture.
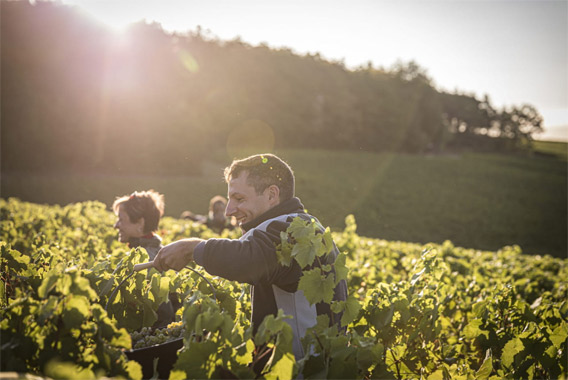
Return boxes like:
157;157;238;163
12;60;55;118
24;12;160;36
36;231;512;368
298;268;335;305
501;337;524;368
38;272;60;299
264;352;296;380
475;349;493;380
333;252;349;284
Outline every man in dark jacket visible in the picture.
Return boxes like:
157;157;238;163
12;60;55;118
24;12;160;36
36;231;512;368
153;153;347;360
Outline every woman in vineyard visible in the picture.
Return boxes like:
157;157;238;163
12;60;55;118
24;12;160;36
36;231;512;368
112;189;165;260
113;190;179;327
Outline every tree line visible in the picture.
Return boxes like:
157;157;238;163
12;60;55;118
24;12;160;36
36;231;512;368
1;0;544;175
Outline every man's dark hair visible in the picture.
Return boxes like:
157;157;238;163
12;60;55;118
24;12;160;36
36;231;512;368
224;153;295;201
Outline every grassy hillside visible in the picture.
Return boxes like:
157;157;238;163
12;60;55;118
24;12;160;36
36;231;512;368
2;147;566;257
533;140;568;160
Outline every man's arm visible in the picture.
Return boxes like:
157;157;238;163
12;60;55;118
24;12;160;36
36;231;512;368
153;238;204;272
194;221;302;285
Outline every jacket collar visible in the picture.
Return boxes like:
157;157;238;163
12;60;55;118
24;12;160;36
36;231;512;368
241;197;305;233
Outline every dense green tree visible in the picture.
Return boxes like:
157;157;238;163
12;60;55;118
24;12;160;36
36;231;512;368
1;0;545;175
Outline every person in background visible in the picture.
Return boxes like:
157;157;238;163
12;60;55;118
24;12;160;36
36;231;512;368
113;190;165;260
180;195;236;234
112;189;178;327
204;195;237;234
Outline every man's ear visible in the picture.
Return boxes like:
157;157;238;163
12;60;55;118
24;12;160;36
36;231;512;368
267;185;280;204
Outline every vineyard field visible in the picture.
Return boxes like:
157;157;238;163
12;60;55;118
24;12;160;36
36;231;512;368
3;148;567;258
1;198;567;379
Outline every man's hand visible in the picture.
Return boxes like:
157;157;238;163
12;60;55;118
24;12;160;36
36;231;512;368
153;238;204;272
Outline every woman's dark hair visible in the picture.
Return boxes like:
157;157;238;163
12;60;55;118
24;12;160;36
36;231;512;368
112;190;165;234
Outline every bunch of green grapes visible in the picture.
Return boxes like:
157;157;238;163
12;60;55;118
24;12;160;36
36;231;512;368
131;322;185;349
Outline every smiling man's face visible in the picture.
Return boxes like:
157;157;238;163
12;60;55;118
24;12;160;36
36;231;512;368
225;171;274;226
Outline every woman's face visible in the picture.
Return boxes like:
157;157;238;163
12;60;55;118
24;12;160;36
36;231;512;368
114;204;144;243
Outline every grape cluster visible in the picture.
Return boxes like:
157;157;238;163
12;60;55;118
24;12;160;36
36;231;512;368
131;321;185;349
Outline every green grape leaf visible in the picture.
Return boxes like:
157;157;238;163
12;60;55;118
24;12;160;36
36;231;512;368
333;252;348;284
264;352;296;380
150;275;170;305
37;295;59;325
71;275;97;301
2;247;31;274
287;218;313;240
38;272;60;299
56;274;73;296
110;327;131;348
357;342;384;371
142;301;158;327
550;322;568;349
44;359;96;380
310;234;325;258
298;268;335;305
197;310;227;335
322;227;334;255
235;339;255;365
300;354;327;379
426;369;444;380
475;349;493;380
62;295;90;329
338;296;361;326
472;300;488;318
255;310;292;346
124;360;143;380
98;276;115;298
277;231;294;267
173;341;218;379
169;370;186;380
501;337;524;368
292;240;316;269
257;311;295;377
464;319;489;340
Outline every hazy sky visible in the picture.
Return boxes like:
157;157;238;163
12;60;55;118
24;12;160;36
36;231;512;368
62;0;568;141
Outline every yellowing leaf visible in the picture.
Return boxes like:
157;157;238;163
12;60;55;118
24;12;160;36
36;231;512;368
264;352;296;380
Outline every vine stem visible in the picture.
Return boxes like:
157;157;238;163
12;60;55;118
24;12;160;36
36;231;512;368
251;343;274;367
389;348;402;380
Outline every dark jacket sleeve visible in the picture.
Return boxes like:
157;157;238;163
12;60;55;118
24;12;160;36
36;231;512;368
194;220;303;286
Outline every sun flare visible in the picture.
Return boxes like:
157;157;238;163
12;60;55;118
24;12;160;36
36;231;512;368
67;0;143;32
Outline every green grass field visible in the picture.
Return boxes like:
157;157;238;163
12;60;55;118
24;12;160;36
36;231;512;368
533;139;568;160
2;144;566;257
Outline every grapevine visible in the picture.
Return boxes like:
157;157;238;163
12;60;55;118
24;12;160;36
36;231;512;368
1;198;566;379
